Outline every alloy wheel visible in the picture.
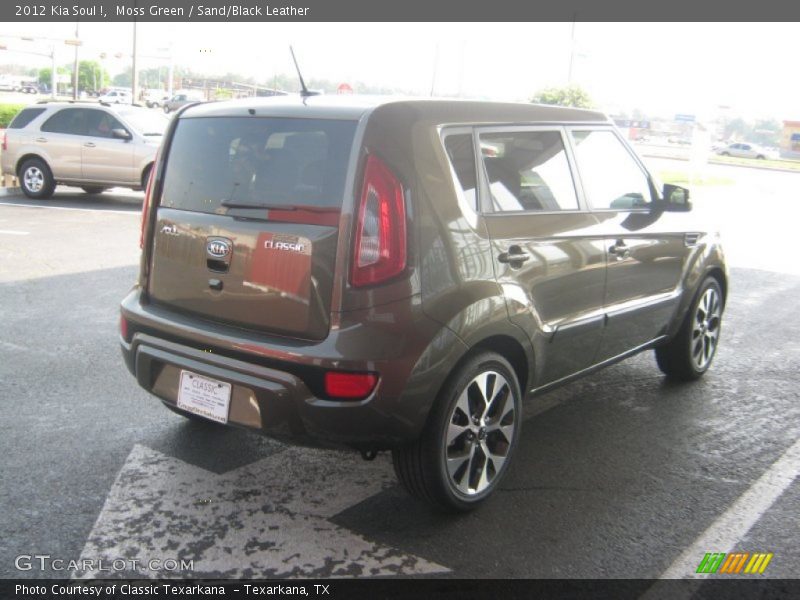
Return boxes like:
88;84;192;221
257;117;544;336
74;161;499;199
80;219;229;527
692;287;721;370
24;166;44;193
445;370;516;495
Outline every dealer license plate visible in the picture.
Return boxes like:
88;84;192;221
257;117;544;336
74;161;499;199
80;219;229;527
176;370;231;424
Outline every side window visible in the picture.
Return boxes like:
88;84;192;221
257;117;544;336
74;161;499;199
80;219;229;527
40;108;88;135
443;133;478;210
85;110;124;138
570;130;652;210
478;130;579;212
9;108;46;129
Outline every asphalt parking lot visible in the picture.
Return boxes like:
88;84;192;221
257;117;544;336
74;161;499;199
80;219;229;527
0;165;798;581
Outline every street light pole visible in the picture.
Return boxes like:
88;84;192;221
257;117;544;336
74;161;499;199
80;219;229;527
131;18;138;103
72;22;79;99
51;45;56;98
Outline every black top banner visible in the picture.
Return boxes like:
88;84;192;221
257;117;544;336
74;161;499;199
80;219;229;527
3;0;800;22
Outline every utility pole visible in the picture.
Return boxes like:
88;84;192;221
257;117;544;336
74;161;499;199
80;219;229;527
50;45;57;98
131;18;139;103
72;22;79;99
430;42;439;97
567;18;576;85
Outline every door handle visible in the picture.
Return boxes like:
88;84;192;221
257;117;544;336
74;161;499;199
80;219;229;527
84;142;96;148
609;240;630;259
498;246;531;266
35;137;47;143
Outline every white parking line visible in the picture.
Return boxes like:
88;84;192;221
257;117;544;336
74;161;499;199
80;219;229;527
0;229;29;235
657;437;800;579
0;201;139;215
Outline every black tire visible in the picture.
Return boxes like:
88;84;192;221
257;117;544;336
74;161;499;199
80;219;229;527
392;351;522;512
163;105;170;114
656;276;723;381
19;157;56;200
721;151;730;156
756;155;765;160
81;186;107;195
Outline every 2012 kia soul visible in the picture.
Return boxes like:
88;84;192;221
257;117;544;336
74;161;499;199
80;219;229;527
121;96;727;511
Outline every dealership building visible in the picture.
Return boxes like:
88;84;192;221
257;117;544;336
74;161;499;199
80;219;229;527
781;121;800;159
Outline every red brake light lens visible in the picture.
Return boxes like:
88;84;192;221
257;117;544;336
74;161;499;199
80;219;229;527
324;371;378;400
120;314;129;342
1;132;7;152
350;154;407;287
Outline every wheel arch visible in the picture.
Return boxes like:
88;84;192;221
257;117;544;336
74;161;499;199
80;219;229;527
15;152;50;176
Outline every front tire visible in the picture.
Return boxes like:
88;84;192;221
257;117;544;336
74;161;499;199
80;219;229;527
19;158;56;199
392;351;522;512
656;277;723;381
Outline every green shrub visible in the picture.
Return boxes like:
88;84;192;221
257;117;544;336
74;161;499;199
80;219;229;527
0;104;26;129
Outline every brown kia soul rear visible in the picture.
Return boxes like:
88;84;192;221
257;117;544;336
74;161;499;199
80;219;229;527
121;96;728;511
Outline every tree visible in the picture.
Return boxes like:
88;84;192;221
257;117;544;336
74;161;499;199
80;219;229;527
78;60;110;92
531;85;593;109
38;65;70;86
112;67;132;88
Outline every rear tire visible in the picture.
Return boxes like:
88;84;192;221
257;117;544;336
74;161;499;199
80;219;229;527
392;351;522;512
81;186;107;195
19;158;55;199
656;277;723;381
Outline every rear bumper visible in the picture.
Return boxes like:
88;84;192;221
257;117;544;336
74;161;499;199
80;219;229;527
121;287;459;449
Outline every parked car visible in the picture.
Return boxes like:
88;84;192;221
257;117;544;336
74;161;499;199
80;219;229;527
143;89;169;108
120;97;728;512
20;84;39;94
163;92;203;113
98;89;132;104
716;142;775;159
1;103;169;198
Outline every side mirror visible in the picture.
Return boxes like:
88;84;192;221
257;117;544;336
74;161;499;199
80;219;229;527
661;183;691;212
111;128;132;141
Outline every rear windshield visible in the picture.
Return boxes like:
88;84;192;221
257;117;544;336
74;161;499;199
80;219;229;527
9;108;46;129
160;117;358;213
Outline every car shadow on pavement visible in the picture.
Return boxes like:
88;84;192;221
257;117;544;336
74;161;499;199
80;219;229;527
1;186;144;212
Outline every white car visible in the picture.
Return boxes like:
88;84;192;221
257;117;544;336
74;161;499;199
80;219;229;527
716;142;775;160
98;90;132;104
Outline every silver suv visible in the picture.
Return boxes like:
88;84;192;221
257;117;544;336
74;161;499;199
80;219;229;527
1;102;169;198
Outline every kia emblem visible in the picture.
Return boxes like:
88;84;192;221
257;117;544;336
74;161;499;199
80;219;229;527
206;239;232;258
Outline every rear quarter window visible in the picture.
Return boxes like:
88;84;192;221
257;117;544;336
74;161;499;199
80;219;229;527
160;117;358;213
8;108;46;129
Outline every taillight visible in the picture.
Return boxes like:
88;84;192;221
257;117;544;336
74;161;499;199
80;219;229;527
324;371;378;400
1;132;7;151
350;154;407;287
120;314;129;342
139;156;157;249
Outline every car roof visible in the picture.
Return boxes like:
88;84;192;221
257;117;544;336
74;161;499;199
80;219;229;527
180;95;610;124
33;101;143;110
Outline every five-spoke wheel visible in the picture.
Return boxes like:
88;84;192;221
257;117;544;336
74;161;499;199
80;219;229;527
19;157;55;200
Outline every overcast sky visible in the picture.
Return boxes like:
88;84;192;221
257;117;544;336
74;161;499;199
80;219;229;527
2;22;798;120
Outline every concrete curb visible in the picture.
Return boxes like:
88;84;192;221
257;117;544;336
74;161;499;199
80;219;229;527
0;187;21;196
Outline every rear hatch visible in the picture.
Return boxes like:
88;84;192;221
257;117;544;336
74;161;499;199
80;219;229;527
148;115;358;340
